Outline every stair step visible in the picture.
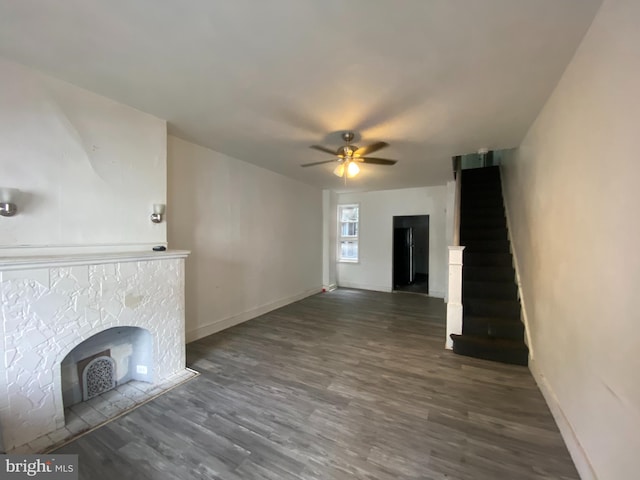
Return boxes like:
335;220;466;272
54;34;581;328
464;266;515;281
450;334;529;366
460;228;507;242
463;280;517;300
462;170;500;183
462;186;503;197
464;298;521;318
462;194;502;202
461;182;501;189
462;239;510;253
461;211;505;219
461;210;505;222
462;184;502;194
461;166;501;179
461;197;504;208
461;216;506;227
461;203;505;213
463;252;512;266
461;216;507;228
462;202;505;212
462;316;525;340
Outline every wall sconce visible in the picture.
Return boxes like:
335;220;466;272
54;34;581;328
0;187;19;217
150;204;165;223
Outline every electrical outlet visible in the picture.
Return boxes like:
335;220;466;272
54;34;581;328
136;365;148;375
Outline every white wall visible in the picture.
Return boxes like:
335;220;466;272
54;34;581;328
0;58;167;254
336;186;448;297
167;136;323;342
501;1;640;478
322;189;338;289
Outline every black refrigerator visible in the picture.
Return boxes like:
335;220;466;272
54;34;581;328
393;227;415;287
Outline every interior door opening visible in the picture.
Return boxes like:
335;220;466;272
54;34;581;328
393;215;429;294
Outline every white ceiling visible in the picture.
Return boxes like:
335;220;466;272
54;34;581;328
0;0;601;192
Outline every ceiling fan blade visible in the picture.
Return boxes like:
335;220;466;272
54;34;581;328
300;159;338;167
359;157;397;165
310;145;337;155
354;141;389;157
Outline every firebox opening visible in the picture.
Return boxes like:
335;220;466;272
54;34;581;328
60;326;153;412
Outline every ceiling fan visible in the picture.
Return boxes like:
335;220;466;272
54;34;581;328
301;132;397;179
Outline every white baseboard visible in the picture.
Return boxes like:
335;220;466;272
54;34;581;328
323;283;337;292
186;287;321;343
337;281;391;293
529;358;597;480
337;282;444;299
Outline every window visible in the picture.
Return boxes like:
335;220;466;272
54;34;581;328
338;204;359;262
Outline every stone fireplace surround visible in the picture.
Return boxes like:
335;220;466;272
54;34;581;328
0;250;190;451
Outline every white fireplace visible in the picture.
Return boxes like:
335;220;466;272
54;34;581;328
0;250;190;451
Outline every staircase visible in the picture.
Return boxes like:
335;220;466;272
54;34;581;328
450;166;528;366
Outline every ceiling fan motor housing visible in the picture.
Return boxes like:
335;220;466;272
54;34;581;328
341;131;355;143
338;145;357;157
302;132;394;169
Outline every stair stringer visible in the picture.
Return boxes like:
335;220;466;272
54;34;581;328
498;165;534;361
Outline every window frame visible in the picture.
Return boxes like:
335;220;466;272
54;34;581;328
337;203;359;263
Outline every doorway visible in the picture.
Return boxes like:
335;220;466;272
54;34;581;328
393;215;429;294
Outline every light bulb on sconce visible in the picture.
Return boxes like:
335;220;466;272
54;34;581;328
0;187;19;217
151;204;165;223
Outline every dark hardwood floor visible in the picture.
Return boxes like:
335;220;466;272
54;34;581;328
394;273;429;294
56;288;579;479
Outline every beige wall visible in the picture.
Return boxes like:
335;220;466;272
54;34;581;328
167;136;323;342
501;1;640;478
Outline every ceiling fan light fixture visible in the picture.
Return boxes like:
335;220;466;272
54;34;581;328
347;161;360;177
333;161;359;178
302;132;395;179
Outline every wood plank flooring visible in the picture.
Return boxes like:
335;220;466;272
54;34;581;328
55;288;579;479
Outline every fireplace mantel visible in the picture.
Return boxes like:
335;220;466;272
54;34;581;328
0;249;190;451
0;249;190;271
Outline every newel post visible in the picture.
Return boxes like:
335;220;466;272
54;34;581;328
445;246;465;349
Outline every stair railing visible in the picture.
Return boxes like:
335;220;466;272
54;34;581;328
446;156;464;349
